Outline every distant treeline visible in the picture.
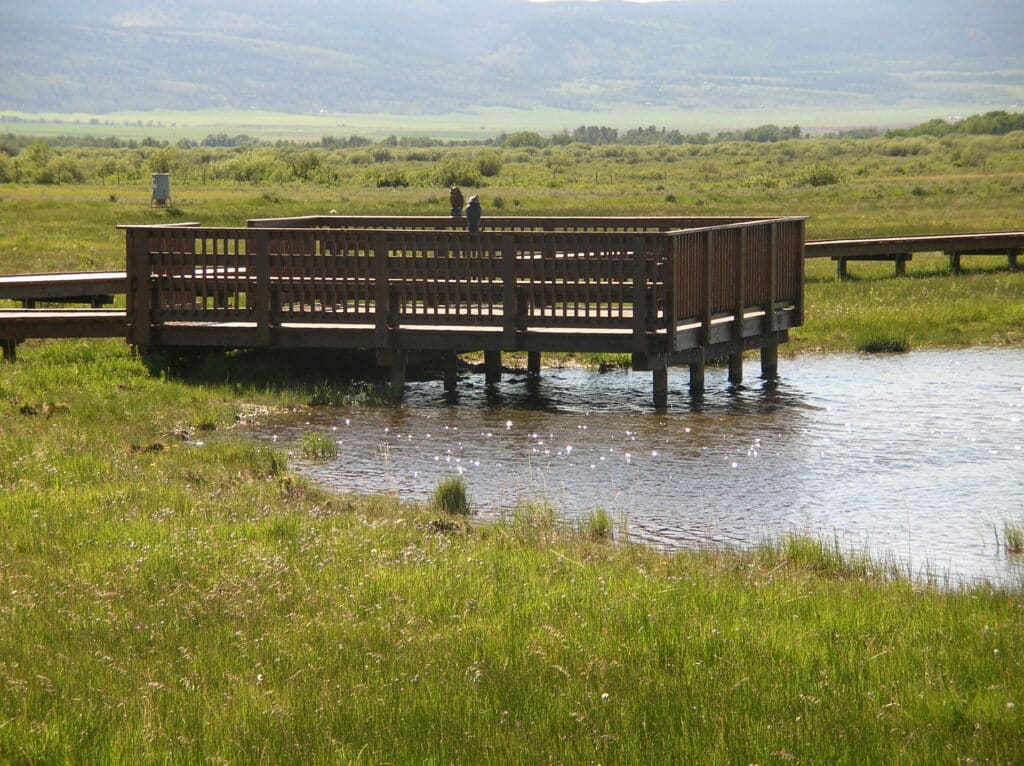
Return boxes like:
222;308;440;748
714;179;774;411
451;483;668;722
1;111;1020;156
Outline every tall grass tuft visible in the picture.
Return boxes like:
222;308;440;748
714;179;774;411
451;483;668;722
580;507;613;541
852;320;911;353
1002;522;1024;555
299;431;338;460
432;475;471;515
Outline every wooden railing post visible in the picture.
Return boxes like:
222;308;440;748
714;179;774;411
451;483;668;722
631;236;648;353
126;228;152;348
734;227;747;338
250;229;271;346
374;232;391;350
664;234;678;351
701;229;714;347
501;233;519;347
768;223;778;332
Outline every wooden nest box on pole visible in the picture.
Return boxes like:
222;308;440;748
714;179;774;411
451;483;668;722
150;173;171;207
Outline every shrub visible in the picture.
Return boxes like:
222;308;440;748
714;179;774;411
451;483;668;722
793;163;842;187
476;151;503;177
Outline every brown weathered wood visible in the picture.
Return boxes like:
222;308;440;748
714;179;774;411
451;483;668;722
807;231;1024;276
54;215;809;402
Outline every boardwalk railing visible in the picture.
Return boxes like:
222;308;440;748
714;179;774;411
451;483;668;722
122;216;805;403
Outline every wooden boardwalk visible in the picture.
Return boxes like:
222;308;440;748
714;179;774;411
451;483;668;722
805;231;1024;277
0;271;126;307
3;215;808;406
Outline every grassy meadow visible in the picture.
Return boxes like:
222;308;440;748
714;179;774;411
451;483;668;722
1;128;1023;762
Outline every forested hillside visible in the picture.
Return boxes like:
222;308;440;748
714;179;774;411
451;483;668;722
1;0;1021;116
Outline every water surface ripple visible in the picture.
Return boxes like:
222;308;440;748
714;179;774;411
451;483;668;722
255;347;1024;586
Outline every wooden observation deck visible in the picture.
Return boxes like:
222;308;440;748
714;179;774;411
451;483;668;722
113;215;806;406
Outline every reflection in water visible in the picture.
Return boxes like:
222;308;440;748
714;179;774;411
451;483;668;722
252;348;1024;586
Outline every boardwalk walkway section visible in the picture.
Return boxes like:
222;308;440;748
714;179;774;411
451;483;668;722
0;309;126;361
0;271;126;307
122;215;806;406
805;231;1024;277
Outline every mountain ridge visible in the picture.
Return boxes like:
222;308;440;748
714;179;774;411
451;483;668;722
1;0;1021;116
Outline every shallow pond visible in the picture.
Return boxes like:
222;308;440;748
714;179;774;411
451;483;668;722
253;347;1024;586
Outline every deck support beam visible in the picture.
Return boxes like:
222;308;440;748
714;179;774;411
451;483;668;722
484;350;501;385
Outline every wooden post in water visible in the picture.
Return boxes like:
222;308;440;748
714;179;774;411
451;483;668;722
443;352;459;393
761;344;779;379
689;355;705;395
651;354;668;409
484;350;502;385
389;351;407;403
527;351;541;378
728;352;743;385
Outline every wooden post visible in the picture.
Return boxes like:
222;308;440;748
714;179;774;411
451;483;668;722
1;339;16;363
1009;249;1020;271
631;236;649;354
390;351;407;402
126;228;153;349
651;354;668;409
443;351;459;393
895;254;908;277
728;352;743;385
836;258;848;279
948;251;962;273
527;351;541;378
501;233;518;347
485;350;501;385
734;227;747;339
702;230;714;346
250;229;271;346
761;343;779;379
689;355;705;395
768;223;778;331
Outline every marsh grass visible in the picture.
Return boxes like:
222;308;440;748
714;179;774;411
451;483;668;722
1002;522;1024;555
0;342;1023;763
580;507;614;541
299;430;338;460
432;475;471;515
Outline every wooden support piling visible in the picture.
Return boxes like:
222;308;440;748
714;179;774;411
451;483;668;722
651;354;668;409
389;351;407;402
761;344;779;379
728;352;743;385
484;350;502;385
689;356;705;395
443;352;459;393
527;351;541;378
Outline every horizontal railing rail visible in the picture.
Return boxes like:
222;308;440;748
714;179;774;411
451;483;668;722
247;214;772;233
